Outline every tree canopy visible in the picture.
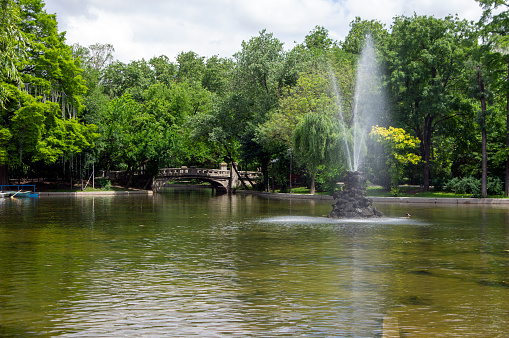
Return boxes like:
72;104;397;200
3;0;509;197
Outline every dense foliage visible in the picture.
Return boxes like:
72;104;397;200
1;0;508;196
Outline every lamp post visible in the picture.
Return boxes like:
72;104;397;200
270;159;278;193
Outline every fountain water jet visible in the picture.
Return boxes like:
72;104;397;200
330;35;385;218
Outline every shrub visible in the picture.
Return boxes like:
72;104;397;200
431;176;449;192
443;176;504;197
96;178;112;190
444;177;480;196
102;180;112;190
487;177;504;196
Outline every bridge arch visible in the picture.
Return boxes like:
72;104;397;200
153;172;230;192
152;163;261;193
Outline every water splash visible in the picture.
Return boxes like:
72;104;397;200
329;65;353;171
332;35;385;171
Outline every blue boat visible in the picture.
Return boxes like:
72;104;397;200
0;185;38;198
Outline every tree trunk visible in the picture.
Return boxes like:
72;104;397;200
478;67;488;198
422;116;433;191
261;158;269;192
505;63;509;197
126;163;141;189
126;168;134;189
222;144;250;190
143;176;152;190
230;161;249;190
310;174;315;195
0;165;8;185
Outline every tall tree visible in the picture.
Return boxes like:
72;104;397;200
478;65;489;197
370;126;421;194
71;43;115;124
0;0;26;183
176;51;205;84
0;0;95;185
476;0;509;195
0;0;25;106
258;71;336;150
196;30;290;187
149;55;176;86
340;17;388;55
233;29;286;117
384;15;475;190
305;25;334;52
201;55;233;95
293;112;341;194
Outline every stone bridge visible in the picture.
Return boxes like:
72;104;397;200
152;163;261;192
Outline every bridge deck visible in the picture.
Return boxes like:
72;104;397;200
154;166;261;192
158;167;230;178
158;167;261;179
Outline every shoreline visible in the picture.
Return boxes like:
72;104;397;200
29;187;509;205
234;190;509;205
37;190;153;197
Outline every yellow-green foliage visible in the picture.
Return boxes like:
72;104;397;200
370;125;421;195
370;125;421;164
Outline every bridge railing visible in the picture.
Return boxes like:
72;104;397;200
158;167;230;178
155;165;263;192
239;171;262;180
158;167;262;179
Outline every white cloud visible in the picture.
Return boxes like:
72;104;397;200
45;0;484;63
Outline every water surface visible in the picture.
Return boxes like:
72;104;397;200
0;189;508;337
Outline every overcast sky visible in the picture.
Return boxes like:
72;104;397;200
43;0;485;63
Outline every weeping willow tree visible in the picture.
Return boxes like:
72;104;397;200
0;0;97;185
0;0;25;105
0;0;26;183
293;112;342;194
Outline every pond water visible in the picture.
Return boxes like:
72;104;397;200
0;189;508;337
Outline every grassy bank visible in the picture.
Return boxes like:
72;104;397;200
273;185;506;199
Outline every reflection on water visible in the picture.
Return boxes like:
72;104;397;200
0;190;508;337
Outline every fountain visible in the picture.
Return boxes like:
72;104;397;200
329;171;383;218
329;35;385;219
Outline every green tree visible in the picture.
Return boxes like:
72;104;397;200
370;125;421;195
466;53;494;198
305;25;334;52
293;112;341;194
201;55;233;95
193;30;291;189
0;0;96;185
101;59;154;101
0;0;26;183
384;15;475;190
340;17;388;55
100;94;142;171
233;29;286;116
176;51;205;84
476;0;509;195
97;77;218;187
258;71;336;151
0;0;26;106
71;43;115;124
143;81;217;165
149;55;176;86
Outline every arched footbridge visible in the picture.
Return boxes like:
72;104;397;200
153;163;261;192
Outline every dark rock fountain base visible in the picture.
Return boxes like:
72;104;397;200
329;171;383;219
